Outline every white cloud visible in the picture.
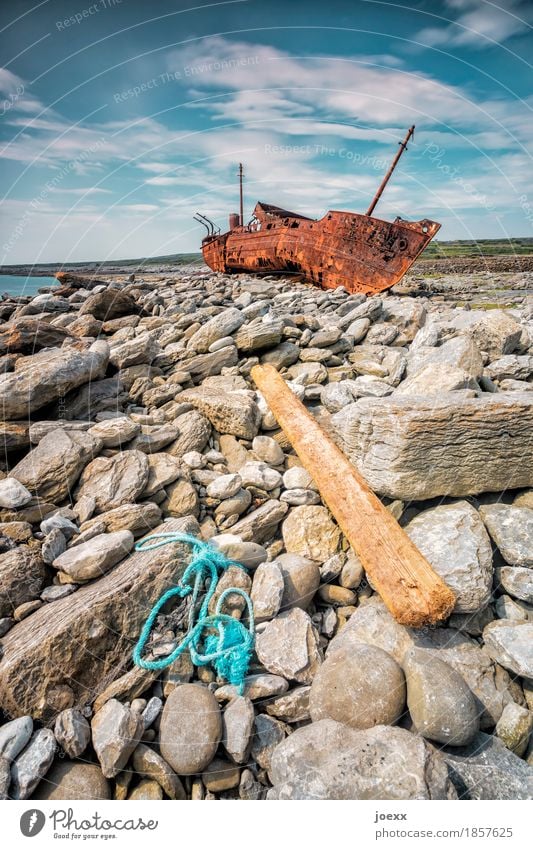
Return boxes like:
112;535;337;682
417;0;532;48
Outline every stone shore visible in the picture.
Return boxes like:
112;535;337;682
0;267;532;801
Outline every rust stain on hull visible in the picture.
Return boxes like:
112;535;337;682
201;203;440;295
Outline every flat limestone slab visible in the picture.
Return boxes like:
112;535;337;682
331;392;533;501
0;518;192;723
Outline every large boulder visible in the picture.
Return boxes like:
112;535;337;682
268;720;456;799
10;429;102;503
177;387;260;439
75;450;149;513
0;340;109;420
79;288;142;320
332;392;533;500
0;518;194;722
0;319;73;355
0;546;46;617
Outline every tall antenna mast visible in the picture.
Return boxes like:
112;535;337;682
366;125;415;217
238;163;244;225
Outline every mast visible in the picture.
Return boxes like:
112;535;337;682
238;163;244;225
366;125;415;217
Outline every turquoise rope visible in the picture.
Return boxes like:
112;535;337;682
132;533;255;694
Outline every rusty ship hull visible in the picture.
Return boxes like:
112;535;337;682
201;203;440;295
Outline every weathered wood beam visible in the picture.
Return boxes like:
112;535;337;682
251;364;456;627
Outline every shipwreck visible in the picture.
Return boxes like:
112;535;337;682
195;126;440;295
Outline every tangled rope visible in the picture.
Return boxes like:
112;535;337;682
132;532;255;695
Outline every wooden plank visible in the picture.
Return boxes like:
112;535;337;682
251;364;455;627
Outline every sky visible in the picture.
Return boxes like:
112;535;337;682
0;0;532;264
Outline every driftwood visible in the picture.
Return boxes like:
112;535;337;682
251;364;456;627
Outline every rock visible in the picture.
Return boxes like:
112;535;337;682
52;530;134;582
79;288;141;320
215;674;288;702
441;732;532;800
470;310;523;359
187;307;244;353
206;473;242;500
0;546;46;617
394;363;479;396
10;728;57;799
166;410;211;457
0;318;73;355
268;719;456;800
0;757;9;800
404;648;479;745
60;375;124;421
266;686;311;723
75;450;149;513
89;416;140;447
498;566;533;603
132;743;185;799
252;435;284;465
274;552;320;611
109;332;159;368
42;528;67;564
163;478;199;518
0;478;32;509
282;506;341;561
485;354;533;381
11;429;101;503
186;346;239;382
251;714;286;770
54;709;91;758
178;387;260;439
255;608;321;683
251;561;284;622
479;504;533;567
0;716;33;761
495;703;533;756
128;779;163;799
230;500;288;543
159;684;221;775
0;421;30;452
202;757;240;792
33;761;111;800
483;620;533;677
81;502;162;537
0;340;109;419
222;696;254;763
407;335;483;380
143;453;182;496
210;534;268;569
219;434;248;472
41;513;79;539
405;502;493;612
261;341;300;368
309;644;405;729
91;699;144;779
234;317;284;353
238;461;282;491
0;518;192;721
280;488;321;506
330;598;518;728
332;393;533;500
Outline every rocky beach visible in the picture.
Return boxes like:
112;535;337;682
0;262;532;801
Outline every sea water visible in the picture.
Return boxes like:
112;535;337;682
0;275;59;296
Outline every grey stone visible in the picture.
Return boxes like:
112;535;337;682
42;529;67;564
11;429;102;503
76;450;150;513
479;504;533;568
495;702;533;757
54;709;91;758
268;720;456;800
483;620;533;677
441;732;532;800
251;561;284;622
178;387;260;439
10;728;57;799
166;410;212;457
266;686;311;723
497;566;533;603
159;684;221;775
0;478;32;509
282;505;341;561
309;643;406;729
207;473;242;500
91;699;144;779
332;393;533;500
222;696;255;763
255;608;321;684
215;674;289;702
89;416;140;447
0;716;33;761
251;714;286;770
132;743;185;799
187;307;245;353
33;761;111;800
404;648;479;745
53;530;134;582
274;552;320;612
405;502;493;613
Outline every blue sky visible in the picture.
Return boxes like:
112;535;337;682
0;0;532;263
